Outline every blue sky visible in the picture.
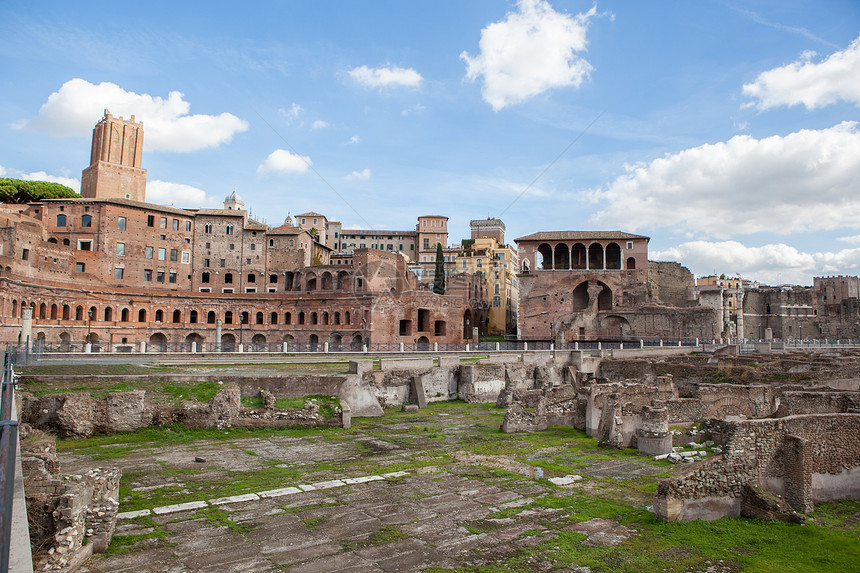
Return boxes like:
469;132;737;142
2;0;859;285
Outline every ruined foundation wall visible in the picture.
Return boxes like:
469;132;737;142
654;413;860;521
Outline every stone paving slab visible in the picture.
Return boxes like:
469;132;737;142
267;540;343;566
152;501;209;515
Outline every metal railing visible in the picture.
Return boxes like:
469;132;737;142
0;352;19;573
11;338;860;360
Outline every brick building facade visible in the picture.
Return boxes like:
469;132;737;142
0;111;486;350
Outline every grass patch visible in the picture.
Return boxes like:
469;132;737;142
198;506;252;534
103;515;170;557
161;381;222;403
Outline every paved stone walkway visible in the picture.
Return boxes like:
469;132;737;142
82;468;568;572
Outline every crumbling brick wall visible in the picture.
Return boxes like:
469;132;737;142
21;428;121;570
654;413;860;521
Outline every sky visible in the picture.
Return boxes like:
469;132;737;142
1;0;860;286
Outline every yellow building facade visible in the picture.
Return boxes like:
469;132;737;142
458;219;519;335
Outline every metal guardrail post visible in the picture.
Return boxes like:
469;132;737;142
0;353;19;573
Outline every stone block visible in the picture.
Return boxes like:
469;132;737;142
637;433;673;456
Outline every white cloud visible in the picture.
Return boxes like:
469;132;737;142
589;122;860;238
837;234;860;244
345;168;372;181
348;65;423;88
652;241;860;286
743;35;860;110
311;120;330;130
15;78;248;152
401;104;426;116
348;136;361;145
279;103;304;123
20;171;81;192
257;149;311;174
146;180;217;207
461;0;597;111
0;166;6;177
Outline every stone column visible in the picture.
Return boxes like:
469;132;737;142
215;319;222;352
21;307;33;348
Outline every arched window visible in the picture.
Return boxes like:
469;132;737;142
103;307;112;321
155;309;164;322
50;304;58;319
12;300;17;318
225;311;233;324
554;244;570;270
62;305;70;320
334;312;341;325
75;305;83;321
285;312;292;325
537;243;553;270
120;308;129;322
311;312;318;325
626;257;636;270
270;312;278;325
322;312;329;325
605;243;621;270
172;309;181;323
298;312;305;325
247;273;256;283
207;311;216;324
81;214;92;228
39;303;47;319
225;273;233;284
190;310;199;324
138;309;147;322
256;311;263;324
345;311;351;325
588;243;604;270
56;214;66;227
240;311;249;325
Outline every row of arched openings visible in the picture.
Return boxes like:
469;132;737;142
8;300;354;328
536;242;635;271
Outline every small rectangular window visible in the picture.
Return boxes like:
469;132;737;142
172;218;179;230
250;243;255;251
185;221;191;231
147;215;155;227
145;246;153;259
199;287;211;293
21;248;29;261
118;217;127;230
169;272;177;284
203;258;210;267
181;251;190;264
158;247;166;261
116;242;125;256
170;249;178;262
222;288;234;293
157;270;165;283
220;259;226;267
144;269;152;281
160;217;167;228
114;267;124;279
75;262;85;272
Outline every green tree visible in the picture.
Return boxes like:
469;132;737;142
433;243;446;294
0;178;79;204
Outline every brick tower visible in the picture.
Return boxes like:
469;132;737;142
80;110;147;201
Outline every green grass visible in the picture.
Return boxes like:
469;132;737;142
198;506;252;534
103;514;170;557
